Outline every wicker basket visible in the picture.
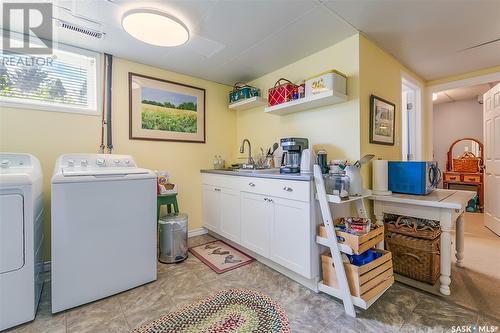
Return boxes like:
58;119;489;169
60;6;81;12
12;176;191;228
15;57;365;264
453;158;479;173
385;231;440;285
384;215;440;240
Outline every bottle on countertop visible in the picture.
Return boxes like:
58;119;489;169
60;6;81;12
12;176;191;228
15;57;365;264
218;155;225;169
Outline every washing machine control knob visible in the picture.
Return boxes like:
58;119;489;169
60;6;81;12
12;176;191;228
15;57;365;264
124;160;130;165
81;159;88;167
113;159;120;165
67;159;75;167
1;159;10;168
96;158;105;166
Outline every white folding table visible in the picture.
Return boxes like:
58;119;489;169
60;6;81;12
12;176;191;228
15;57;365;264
369;189;476;295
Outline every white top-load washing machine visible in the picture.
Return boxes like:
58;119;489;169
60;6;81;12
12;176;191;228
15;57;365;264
51;154;157;313
0;153;44;331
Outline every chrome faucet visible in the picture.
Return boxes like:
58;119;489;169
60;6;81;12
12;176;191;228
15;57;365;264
239;139;254;165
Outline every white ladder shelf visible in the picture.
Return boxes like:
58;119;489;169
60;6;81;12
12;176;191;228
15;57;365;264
313;165;391;317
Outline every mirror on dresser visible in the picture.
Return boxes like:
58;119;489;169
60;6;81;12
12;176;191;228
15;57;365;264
443;137;484;212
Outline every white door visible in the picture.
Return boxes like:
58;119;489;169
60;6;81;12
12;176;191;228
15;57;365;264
269;197;311;278
0;194;24;273
202;185;221;233
219;188;241;242
240;192;273;256
483;82;500;235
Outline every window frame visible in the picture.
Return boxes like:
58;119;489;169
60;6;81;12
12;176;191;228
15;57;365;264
1;33;103;116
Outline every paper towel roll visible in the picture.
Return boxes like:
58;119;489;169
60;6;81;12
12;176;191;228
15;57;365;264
372;159;392;195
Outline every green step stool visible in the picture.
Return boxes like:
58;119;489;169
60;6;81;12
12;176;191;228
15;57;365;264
157;193;179;220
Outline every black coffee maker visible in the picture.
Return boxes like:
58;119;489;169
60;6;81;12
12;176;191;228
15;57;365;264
280;138;309;174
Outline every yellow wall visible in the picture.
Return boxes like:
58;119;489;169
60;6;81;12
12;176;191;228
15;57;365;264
0;33;435;260
236;35;361;162
358;35;426;187
0;57;235;260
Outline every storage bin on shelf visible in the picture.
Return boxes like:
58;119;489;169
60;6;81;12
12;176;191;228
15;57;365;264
229;82;261;104
383;214;441;284
321;249;394;301
384;215;441;240
305;70;347;98
385;231;440;285
318;223;384;255
268;78;296;106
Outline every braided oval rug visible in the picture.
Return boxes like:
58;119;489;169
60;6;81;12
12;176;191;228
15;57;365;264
131;289;290;333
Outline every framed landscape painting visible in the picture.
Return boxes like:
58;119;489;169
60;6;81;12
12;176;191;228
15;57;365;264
370;95;395;145
129;73;205;143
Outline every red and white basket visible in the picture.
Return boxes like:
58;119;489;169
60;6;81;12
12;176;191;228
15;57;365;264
268;78;296;106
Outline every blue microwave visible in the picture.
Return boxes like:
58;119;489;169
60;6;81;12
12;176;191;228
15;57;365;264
388;161;441;195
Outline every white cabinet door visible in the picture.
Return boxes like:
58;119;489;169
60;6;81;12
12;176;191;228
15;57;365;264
483;83;500;235
202;184;221;233
219;188;241;242
270;197;311;278
241;192;273;256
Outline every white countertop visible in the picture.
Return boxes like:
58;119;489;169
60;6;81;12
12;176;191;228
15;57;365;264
200;169;313;181
369;189;476;209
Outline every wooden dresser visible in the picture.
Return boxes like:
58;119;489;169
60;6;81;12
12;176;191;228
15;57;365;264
442;138;484;212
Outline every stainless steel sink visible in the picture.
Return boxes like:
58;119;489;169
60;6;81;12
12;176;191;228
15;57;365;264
234;168;279;174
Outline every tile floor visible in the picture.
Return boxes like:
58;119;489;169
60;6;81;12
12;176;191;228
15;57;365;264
6;234;499;333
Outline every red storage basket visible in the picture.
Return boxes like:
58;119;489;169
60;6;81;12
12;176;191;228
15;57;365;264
268;78;296;106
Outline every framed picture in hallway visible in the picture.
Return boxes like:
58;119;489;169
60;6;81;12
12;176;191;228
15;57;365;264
370;94;395;145
129;72;206;143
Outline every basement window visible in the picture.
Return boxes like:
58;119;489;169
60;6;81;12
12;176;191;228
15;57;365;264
0;39;101;115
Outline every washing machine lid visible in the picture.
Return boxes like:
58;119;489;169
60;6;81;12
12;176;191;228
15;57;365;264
52;153;155;183
61;167;150;177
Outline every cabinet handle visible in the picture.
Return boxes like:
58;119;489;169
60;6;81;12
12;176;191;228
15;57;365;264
214;188;221;192
283;186;293;192
248;182;255;187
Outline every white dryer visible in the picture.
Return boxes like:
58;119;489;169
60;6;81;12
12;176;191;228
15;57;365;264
0;153;44;331
51;154;157;313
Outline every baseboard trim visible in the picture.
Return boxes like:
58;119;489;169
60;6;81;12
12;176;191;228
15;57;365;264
188;227;208;238
41;228;208;273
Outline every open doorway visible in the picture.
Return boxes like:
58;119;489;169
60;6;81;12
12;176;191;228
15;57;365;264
426;74;500;319
432;81;498;213
401;73;422;161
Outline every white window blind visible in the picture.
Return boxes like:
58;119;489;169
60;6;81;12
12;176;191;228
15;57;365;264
1;41;100;115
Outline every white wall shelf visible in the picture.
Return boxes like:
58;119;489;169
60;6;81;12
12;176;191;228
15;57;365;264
228;96;267;111
313;165;392;318
264;90;348;115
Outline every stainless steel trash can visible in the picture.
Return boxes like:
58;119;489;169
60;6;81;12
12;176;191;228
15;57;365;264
159;213;188;263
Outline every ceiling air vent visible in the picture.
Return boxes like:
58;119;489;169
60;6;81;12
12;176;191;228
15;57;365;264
56;20;105;39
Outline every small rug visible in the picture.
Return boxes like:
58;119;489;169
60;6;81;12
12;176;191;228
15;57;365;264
131;289;291;333
189;240;254;274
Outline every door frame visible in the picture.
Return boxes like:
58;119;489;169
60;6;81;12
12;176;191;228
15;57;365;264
426;71;500;160
401;71;423;161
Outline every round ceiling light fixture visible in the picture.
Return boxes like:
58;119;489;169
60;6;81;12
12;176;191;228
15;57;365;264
122;9;189;47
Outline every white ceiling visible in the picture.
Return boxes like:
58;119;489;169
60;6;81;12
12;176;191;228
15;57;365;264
3;0;499;84
433;81;498;104
324;0;500;81
25;0;357;85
